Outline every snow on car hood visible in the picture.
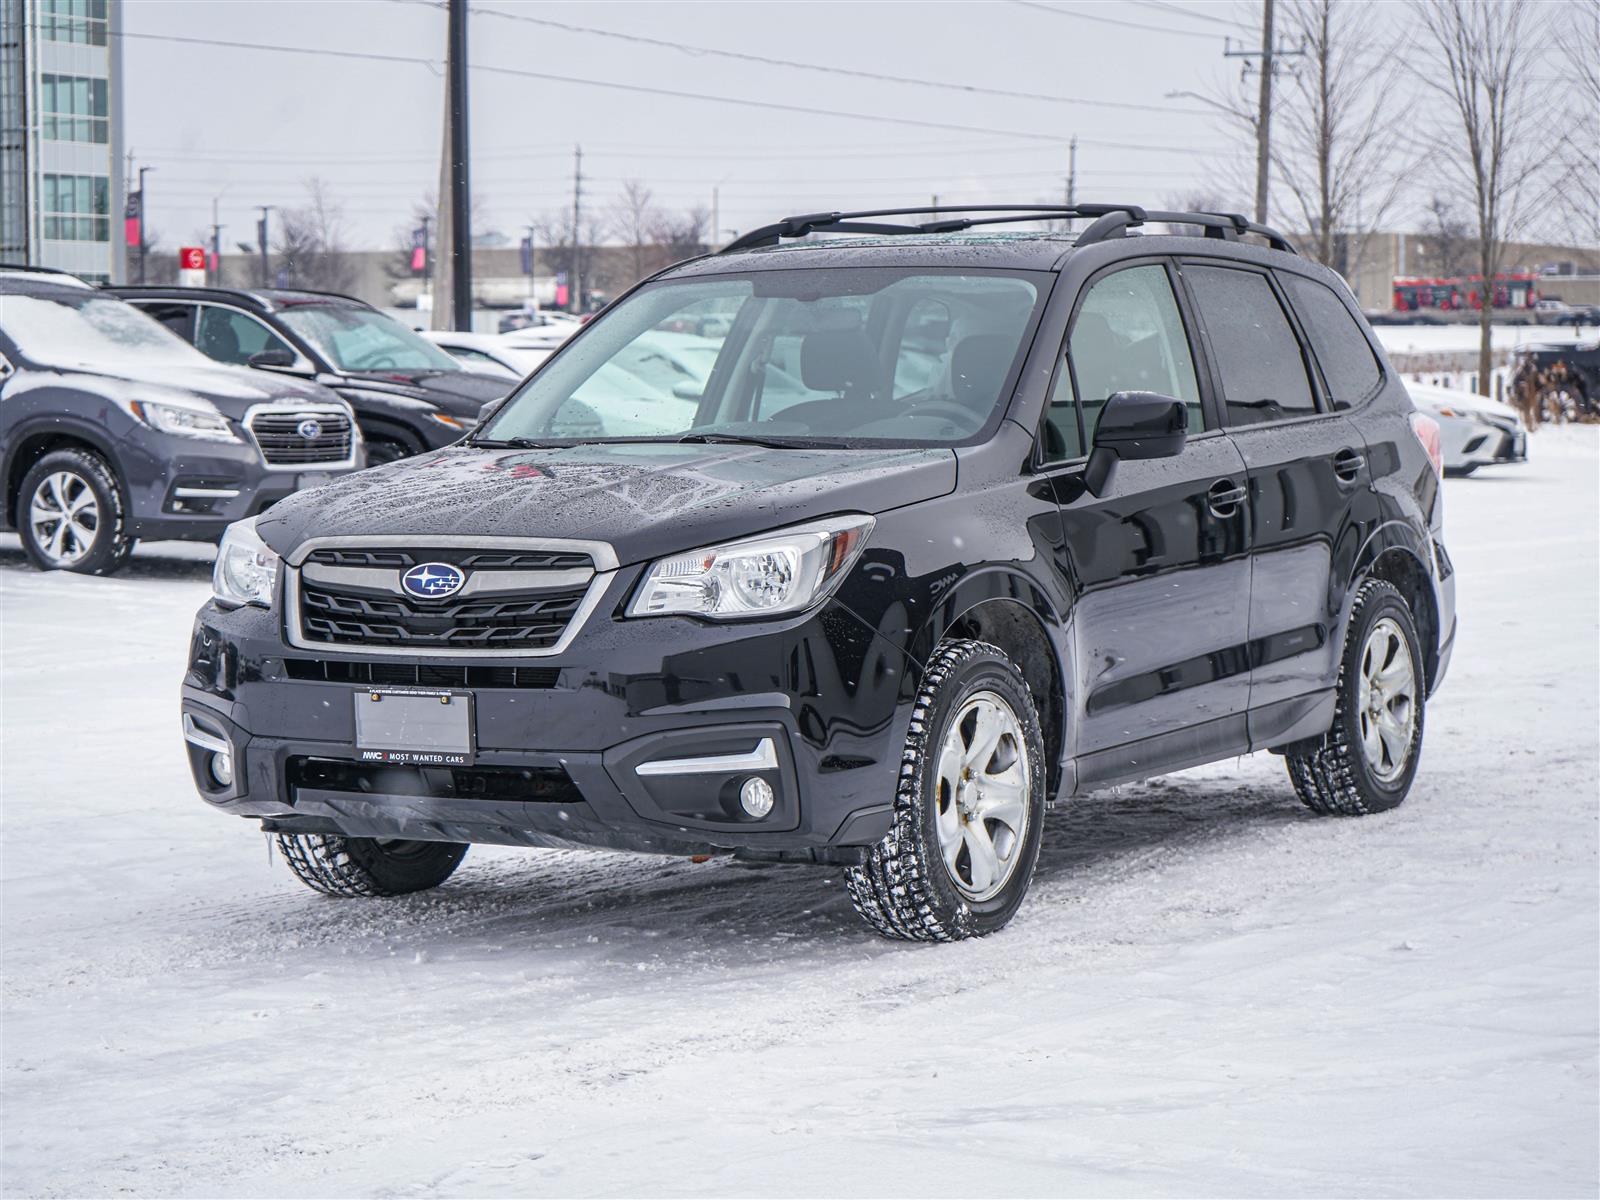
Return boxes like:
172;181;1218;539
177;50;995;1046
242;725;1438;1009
256;441;957;565
41;361;342;420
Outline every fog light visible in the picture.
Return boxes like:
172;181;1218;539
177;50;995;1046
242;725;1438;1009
739;776;775;818
210;750;234;787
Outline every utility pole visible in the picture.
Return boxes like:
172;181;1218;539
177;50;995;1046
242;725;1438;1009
523;223;538;312
711;186;720;252
1063;135;1078;233
931;194;939;218
1225;0;1303;225
447;0;472;331
570;144;583;314
209;196;222;286
135;165;152;283
256;205;272;288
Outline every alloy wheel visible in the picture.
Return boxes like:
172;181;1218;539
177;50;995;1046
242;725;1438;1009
933;690;1031;901
1356;616;1417;784
28;470;100;568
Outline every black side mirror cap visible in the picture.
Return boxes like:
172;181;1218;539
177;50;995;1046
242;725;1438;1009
1084;391;1189;497
248;349;296;370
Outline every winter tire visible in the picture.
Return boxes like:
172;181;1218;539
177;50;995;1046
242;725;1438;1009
18;448;133;575
1287;579;1425;816
846;639;1046;942
365;439;412;466
276;833;468;897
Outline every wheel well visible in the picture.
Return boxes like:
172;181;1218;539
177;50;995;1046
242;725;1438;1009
945;599;1065;795
1365;548;1440;690
5;434;113;528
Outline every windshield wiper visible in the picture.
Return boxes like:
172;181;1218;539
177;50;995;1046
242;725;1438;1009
471;436;559;449
676;431;815;449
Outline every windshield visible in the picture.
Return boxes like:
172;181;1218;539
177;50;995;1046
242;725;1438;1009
0;291;215;371
478;267;1046;447
277;304;463;374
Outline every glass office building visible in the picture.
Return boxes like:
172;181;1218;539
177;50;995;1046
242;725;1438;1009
1;0;125;282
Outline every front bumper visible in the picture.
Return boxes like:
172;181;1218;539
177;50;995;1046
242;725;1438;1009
181;580;912;859
120;432;363;543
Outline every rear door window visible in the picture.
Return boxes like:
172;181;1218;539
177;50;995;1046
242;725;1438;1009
138;301;196;343
1281;273;1382;409
1183;265;1318;426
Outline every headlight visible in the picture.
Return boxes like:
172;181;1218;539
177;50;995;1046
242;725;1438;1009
626;515;874;620
213;517;279;608
132;399;239;442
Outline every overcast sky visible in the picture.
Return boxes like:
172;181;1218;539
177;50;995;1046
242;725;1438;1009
118;0;1560;253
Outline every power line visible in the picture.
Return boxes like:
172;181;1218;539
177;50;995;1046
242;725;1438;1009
1124;0;1254;31
394;0;1204;116
110;30;1158;142
1008;0;1227;40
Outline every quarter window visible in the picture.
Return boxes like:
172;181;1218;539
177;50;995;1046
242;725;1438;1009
1184;265;1317;426
1067;264;1203;444
1282;273;1382;409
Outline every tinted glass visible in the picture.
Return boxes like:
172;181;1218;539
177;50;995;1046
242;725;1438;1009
482;269;1046;447
1069;264;1202;441
196;307;292;365
1184;265;1316;426
1283;273;1381;409
277;305;462;373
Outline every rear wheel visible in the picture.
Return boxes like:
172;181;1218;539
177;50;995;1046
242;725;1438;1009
17;448;133;575
1286;579;1425;816
276;833;467;897
845;640;1046;942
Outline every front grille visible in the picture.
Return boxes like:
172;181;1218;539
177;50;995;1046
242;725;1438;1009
284;658;561;688
288;755;583;804
248;410;353;465
291;543;600;653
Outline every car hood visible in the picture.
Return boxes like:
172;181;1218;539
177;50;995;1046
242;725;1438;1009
328;368;512;417
256;442;957;565
40;360;342;419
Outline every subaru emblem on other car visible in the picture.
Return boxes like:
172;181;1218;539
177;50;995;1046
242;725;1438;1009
296;418;323;440
401;562;467;600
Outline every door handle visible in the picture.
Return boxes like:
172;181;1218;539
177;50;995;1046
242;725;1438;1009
1333;447;1366;482
1206;478;1248;518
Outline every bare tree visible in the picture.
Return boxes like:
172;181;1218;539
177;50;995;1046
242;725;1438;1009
610;180;661;284
1272;0;1406;274
1542;0;1599;256
651;205;710;265
275;178;355;294
1416;0;1546;394
1421;194;1474;278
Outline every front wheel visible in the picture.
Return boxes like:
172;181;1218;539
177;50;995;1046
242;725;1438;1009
1286;579;1425;815
846;640;1046;942
17;448;134;574
276;833;467;897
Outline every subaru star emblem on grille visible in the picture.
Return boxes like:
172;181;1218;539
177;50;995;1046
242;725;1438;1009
296;417;323;440
401;562;467;600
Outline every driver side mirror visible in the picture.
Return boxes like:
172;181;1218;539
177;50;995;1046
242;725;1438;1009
248;348;297;371
1084;391;1189;497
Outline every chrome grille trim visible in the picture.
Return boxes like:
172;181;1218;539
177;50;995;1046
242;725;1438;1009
282;534;618;659
244;403;359;471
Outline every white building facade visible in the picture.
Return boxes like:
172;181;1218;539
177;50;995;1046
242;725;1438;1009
0;0;125;282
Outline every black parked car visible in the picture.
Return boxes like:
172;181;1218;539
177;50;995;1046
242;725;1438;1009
111;286;513;464
0;269;361;575
180;204;1455;941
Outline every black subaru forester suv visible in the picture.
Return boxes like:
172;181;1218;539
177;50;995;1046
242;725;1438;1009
181;205;1455;942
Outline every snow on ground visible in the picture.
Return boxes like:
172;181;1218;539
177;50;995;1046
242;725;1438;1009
2;432;1597;1198
1373;322;1595;359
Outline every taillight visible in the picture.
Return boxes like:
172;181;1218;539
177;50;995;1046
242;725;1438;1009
1410;412;1443;477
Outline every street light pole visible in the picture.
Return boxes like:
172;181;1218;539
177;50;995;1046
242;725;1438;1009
135;165;152;284
256;205;273;288
447;0;472;331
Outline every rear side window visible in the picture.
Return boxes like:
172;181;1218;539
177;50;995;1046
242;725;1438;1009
1282;273;1382;409
1184;265;1317;427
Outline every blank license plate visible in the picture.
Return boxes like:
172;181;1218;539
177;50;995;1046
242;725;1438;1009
355;688;475;765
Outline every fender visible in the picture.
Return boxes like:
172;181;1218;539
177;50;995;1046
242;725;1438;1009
1333;518;1439;683
2;413;128;528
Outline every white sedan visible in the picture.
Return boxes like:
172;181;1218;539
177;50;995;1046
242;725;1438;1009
417;330;551;381
1407;383;1528;476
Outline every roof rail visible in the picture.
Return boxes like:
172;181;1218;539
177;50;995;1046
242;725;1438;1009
717;204;1298;257
0;262;93;287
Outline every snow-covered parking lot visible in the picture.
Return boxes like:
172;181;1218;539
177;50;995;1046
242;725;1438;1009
3;432;1597;1198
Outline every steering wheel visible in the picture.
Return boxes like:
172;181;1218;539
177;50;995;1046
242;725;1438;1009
358;354;400;370
899;400;978;426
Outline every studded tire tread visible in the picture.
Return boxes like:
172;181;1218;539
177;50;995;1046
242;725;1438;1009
276;833;468;897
